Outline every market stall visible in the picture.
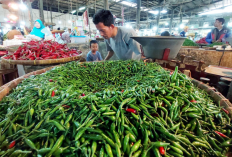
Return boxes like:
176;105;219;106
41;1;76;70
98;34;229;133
0;60;231;157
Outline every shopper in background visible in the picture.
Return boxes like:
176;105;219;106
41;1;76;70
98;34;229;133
86;40;103;61
205;18;230;44
180;26;189;37
30;19;46;39
62;28;72;43
7;26;22;40
93;9;141;60
161;31;170;36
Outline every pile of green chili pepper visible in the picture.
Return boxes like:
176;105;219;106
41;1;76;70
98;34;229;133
207;42;224;47
0;60;231;157
182;39;199;47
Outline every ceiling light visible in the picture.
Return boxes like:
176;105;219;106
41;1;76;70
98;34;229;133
121;1;136;7
21;21;25;25
20;3;27;10
71;10;76;14
153;26;157;30
175;27;178;30
191;26;194;28
148;11;158;14
180;24;185;28
143;8;149;11
79;7;85;10
68;20;71;23
58;21;61;24
9;3;18;10
4;18;8;21
165;22;168;26
161;10;167;14
9;15;18;20
203;23;209;27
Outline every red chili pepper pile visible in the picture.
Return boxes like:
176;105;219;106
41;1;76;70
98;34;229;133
196;37;208;44
3;40;82;60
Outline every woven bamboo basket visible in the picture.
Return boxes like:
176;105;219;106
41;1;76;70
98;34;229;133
0;63;231;118
1;54;82;65
181;46;200;49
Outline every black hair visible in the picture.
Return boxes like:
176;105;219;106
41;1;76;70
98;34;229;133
90;40;98;47
216;18;225;25
57;27;60;30
161;31;170;36
93;9;114;26
12;26;16;30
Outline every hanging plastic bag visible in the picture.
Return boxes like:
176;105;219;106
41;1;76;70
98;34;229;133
41;27;55;41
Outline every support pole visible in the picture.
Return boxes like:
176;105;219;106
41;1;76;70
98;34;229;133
26;0;33;29
50;7;53;29
121;6;124;26
104;0;109;10
50;7;52;23
39;0;45;23
136;0;141;30
169;9;174;33
156;7;160;34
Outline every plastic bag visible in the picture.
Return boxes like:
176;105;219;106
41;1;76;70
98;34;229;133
41;27;55;41
26;34;42;41
55;33;65;44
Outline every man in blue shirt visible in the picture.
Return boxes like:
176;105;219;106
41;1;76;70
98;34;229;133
205;18;231;44
86;40;103;61
180;26;189;37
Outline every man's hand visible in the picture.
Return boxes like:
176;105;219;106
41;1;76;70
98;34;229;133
104;51;114;60
216;39;222;42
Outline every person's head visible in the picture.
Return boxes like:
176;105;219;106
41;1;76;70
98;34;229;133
184;26;189;32
68;28;71;33
93;9;115;39
90;40;98;52
214;18;225;27
57;27;60;30
34;20;44;29
161;31;170;36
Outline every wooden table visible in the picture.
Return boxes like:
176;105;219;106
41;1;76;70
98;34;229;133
204;65;232;102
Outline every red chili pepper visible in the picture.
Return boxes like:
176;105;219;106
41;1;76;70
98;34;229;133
9;141;16;149
170;72;173;75
121;89;124;93
126;108;136;114
159;147;165;155
49;79;53;82
136;80;140;82
131;142;134;146
215;131;228;138
81;93;85;96
190;100;197;103
222;108;229;115
62;105;70;108
51;91;55;97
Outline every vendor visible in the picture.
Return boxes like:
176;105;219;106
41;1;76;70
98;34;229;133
93;9;141;60
205;18;231;44
30;19;45;39
7;26;22;40
180;26;189;37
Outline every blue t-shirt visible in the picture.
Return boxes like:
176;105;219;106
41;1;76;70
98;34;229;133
86;51;103;61
180;31;186;37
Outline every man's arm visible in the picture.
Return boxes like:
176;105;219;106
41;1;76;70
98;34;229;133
105;51;114;60
205;32;212;44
